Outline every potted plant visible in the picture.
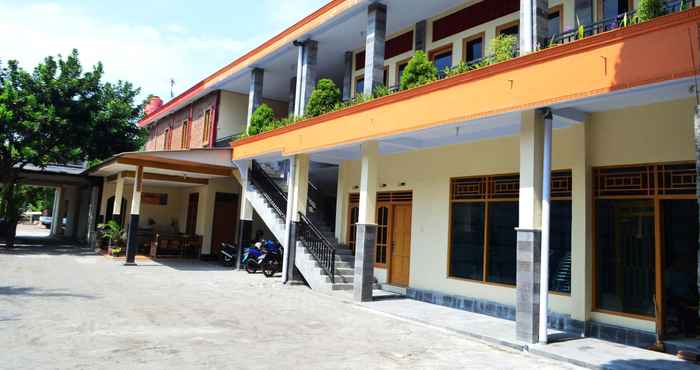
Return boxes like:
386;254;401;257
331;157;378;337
97;220;126;257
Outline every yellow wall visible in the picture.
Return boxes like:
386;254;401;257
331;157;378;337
337;98;694;331
217;91;289;141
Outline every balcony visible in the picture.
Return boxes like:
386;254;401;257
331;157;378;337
232;5;700;161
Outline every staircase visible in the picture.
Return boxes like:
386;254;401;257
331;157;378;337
248;160;354;292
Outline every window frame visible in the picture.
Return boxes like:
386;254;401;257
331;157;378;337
428;44;454;75
548;5;564;37
181;119;190;149
202;108;212;145
462;32;486;64
354;75;365;98
447;171;573;294
496;20;520;37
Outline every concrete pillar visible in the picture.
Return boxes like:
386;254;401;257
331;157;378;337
539;108;553;344
414;20;427;52
354;141;379;302
334;162;347;241
237;162;254;270
112;173;125;225
125;166;143;265
342;51;353;101
87;185;100;248
50;187;62;237
246;68;264;131
282;156;298;283
288;77;296;116
64;187;78;238
571;117;592;323
363;3;387;96
519;0;549;53
294;40;318;117
516;109;545;344
575;0;594;26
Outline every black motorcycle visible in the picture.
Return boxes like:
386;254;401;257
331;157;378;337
260;242;284;277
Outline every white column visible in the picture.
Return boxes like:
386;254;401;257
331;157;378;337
539;109;553;344
50;187;62;237
571;117;592;323
282;156;298;283
87;185;100;248
520;0;549;53
334;162;346;241
293;44;304;117
359;142;379;224
112;174;125;222
291;155;310;218
519;110;544;229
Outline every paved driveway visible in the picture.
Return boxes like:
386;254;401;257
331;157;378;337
0;242;581;370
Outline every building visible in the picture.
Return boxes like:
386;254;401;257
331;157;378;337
90;0;700;352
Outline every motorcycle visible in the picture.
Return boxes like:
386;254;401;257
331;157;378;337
260;241;284;277
219;243;239;267
242;242;264;273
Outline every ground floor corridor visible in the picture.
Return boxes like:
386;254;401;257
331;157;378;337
0;241;582;370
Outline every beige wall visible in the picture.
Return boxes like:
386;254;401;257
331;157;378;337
337;97;694;332
217;90;290;141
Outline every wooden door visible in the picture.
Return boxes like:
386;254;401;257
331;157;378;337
389;204;412;286
186;193;199;235
211;193;238;257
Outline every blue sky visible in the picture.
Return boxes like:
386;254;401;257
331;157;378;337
0;0;327;102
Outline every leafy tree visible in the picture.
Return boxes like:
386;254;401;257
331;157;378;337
248;104;276;135
490;34;519;64
305;78;341;117
636;0;665;22
399;51;437;90
0;49;145;247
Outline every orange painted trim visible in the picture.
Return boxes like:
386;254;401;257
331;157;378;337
139;0;350;127
231;7;700;159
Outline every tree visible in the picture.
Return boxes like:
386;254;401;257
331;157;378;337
248;104;276;136
305;79;341;117
399;51;437;91
0;49;145;247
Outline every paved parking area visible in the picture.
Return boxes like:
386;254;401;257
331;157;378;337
0;241;582;370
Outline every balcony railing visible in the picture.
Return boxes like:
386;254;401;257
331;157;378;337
552;0;693;45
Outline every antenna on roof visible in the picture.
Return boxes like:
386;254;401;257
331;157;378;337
170;78;176;98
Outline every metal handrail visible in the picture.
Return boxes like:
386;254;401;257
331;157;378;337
297;212;336;283
249;160;287;220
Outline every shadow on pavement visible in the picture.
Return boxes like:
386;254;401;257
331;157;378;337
0;286;98;300
603;358;700;370
0;236;96;256
139;258;237;272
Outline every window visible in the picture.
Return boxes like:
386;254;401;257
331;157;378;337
396;60;409;86
355;77;364;97
463;34;484;64
548;6;563;38
181;119;190;149
449;171;572;291
347;204;359;252
202;109;212;145
383;66;389;88
599;0;631;20
163;127;172;150
376;205;390;266
430;46;453;77
497;21;520;39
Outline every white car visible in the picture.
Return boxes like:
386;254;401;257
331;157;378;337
39;216;67;229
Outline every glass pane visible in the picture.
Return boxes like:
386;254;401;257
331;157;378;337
355;79;364;95
466;38;483;63
602;0;629;19
663;200;699;337
549;201;572;293
376;206;389;264
499;25;519;38
450;202;485;280
596;199;655;317
433;51;452;77
548;11;561;37
398;63;408;83
487;202;518;285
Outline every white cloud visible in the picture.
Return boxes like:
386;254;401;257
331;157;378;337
0;2;253;102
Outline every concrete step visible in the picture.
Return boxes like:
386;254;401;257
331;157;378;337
331;283;353;291
325;275;353;284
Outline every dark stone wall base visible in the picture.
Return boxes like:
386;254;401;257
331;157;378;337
125;214;140;264
354;223;377;302
406;287;656;348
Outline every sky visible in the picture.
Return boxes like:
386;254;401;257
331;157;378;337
0;0;328;103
